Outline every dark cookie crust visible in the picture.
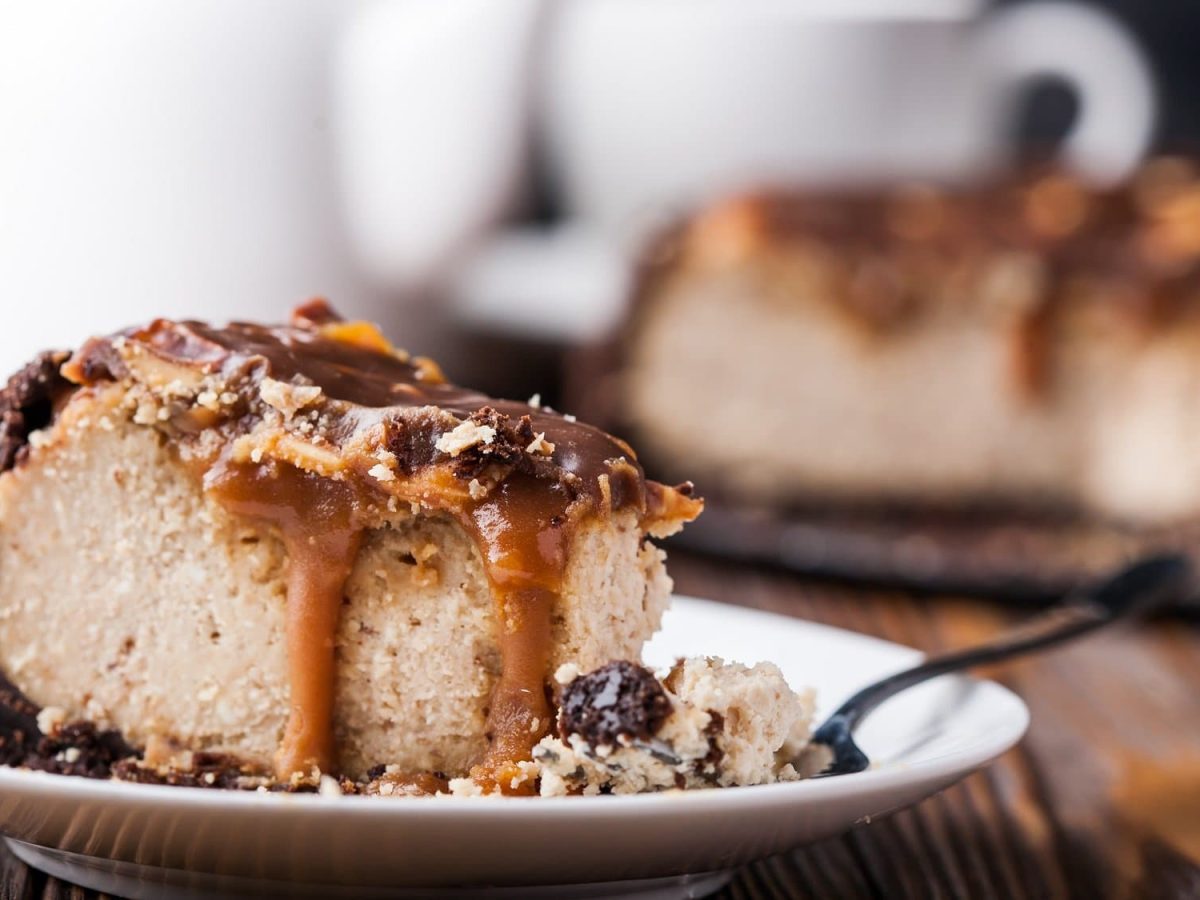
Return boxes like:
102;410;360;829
0;351;73;473
112;753;264;790
29;722;135;779
0;673;41;766
558;660;673;747
0;671;132;778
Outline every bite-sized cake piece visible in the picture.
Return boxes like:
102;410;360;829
605;159;1200;525
0;302;701;794
526;658;815;796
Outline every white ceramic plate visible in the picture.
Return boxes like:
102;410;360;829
0;596;1029;899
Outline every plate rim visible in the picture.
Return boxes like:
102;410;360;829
0;595;1030;817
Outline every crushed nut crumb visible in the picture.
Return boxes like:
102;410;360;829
133;402;158;426
368;463;396;483
36;706;67;737
525;432;555;456
196;390;221;411
554;663;582;686
260;378;323;418
435;419;497;457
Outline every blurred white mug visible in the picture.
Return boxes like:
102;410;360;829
0;0;543;370
543;0;1157;236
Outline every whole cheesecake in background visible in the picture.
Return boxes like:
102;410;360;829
609;159;1200;526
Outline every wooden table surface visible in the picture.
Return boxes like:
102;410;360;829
1;550;1198;899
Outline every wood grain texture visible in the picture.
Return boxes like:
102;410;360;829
0;550;1196;899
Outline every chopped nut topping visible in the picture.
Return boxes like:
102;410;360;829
554;663;582;685
525;432;555;456
368;463;396;483
196;390;222;412
435;419;496;457
259;378;323;418
132;402;158;426
36;706;67;737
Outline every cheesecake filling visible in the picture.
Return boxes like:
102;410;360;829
52;302;701;791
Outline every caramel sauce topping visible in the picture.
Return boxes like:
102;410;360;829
63;302;701;790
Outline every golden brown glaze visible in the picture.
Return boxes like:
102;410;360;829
61;303;701;787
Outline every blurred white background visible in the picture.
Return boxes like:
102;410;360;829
0;0;1163;376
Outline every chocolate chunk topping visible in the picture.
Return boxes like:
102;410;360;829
0;351;72;473
291;298;344;329
447;406;566;486
558;661;673;747
446;407;533;478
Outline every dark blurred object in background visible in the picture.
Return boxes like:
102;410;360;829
1005;0;1200;152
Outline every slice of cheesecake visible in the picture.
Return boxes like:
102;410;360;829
0;302;705;794
612;160;1200;525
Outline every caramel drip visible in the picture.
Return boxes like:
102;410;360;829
1008;302;1054;401
473;587;555;793
205;459;363;779
275;528;361;777
463;475;570;793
